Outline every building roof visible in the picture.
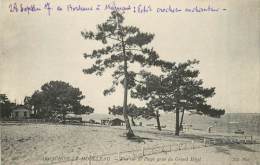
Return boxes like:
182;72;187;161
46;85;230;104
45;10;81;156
110;118;125;122
12;105;30;112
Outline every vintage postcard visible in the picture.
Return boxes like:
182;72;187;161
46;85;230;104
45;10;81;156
1;0;260;165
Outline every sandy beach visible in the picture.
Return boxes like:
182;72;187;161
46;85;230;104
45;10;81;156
1;122;260;165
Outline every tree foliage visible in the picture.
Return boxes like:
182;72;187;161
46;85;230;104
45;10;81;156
0;94;16;119
24;81;93;119
108;104;156;119
108;103;162;129
81;11;172;95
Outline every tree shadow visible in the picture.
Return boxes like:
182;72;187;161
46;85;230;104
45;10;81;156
212;144;257;155
134;129;218;143
214;146;231;155
227;144;257;152
179;134;208;141
120;134;156;144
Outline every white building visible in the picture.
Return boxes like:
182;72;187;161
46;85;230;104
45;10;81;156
11;106;30;119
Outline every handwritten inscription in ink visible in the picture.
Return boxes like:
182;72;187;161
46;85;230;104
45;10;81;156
8;2;227;16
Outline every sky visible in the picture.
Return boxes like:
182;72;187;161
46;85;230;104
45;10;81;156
1;0;259;113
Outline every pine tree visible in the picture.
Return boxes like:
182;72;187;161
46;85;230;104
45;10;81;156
131;60;225;135
81;11;169;138
24;81;91;119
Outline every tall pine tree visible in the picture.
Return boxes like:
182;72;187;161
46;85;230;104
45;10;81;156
81;11;170;138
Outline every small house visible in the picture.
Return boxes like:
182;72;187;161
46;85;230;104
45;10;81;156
11;106;30;120
101;118;110;125
109;118;125;126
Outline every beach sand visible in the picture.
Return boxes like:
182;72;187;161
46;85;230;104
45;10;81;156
1;123;260;165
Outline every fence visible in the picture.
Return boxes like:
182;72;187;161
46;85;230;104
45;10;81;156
52;135;256;165
1;119;108;126
1;119;63;125
114;136;256;161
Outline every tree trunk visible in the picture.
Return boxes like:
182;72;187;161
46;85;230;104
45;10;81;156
121;36;135;138
62;112;66;122
180;109;185;131
156;110;161;131
60;105;66;123
34;108;37;118
131;117;136;126
175;108;180;136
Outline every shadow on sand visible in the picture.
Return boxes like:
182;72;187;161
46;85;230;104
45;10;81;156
120;134;156;143
214;144;257;155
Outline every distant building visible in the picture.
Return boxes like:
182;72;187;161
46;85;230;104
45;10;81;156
89;119;96;124
101;118;110;125
11;106;30;120
83;114;125;126
109;118;125;126
65;113;82;123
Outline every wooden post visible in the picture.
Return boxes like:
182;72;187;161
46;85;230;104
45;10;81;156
178;143;181;150
244;136;247;144
132;151;136;158
250;136;253;144
162;145;164;152
169;145;171;152
236;137;239;143
142;146;144;156
118;147;120;160
89;154;91;165
204;138;207;147
192;140;194;149
222;136;225;144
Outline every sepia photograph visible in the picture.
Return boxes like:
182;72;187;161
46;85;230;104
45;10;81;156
1;0;260;164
